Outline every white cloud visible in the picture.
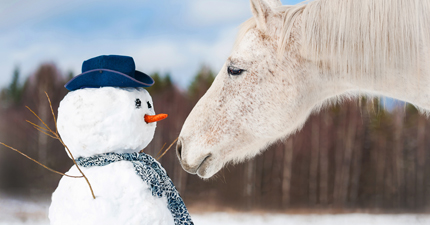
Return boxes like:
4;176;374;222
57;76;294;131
131;41;188;73
0;0;86;29
184;0;299;27
1;0;305;88
129;26;238;88
187;26;238;69
0;23;239;89
0;0;151;30
185;0;251;27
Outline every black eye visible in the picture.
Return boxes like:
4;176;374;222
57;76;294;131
135;99;141;108
228;66;245;76
147;101;152;109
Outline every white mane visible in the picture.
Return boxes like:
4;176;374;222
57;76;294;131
240;0;430;81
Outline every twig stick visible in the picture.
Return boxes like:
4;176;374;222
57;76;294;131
156;143;167;157
26;120;52;133
0;142;83;178
157;137;178;161
34;127;58;139
57;137;96;199
43;92;96;199
1;92;96;199
45;92;58;133
25;106;50;131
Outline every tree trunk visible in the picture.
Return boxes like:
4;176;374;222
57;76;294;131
405;125;416;209
349;102;365;206
375;133;387;207
338;103;358;206
175;159;188;195
244;158;256;209
282;138;294;207
37;94;49;165
393;108;405;208
309;115;320;206
319;111;331;206
416;115;426;209
384;139;395;208
334;106;347;206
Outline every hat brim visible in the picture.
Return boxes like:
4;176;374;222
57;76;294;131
65;69;154;91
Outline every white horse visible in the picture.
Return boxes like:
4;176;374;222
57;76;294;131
177;0;430;178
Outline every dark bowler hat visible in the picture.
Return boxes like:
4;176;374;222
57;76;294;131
65;55;154;91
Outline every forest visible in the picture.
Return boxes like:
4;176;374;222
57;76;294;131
0;63;429;212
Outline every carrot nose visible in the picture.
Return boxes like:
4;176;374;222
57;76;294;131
145;114;168;123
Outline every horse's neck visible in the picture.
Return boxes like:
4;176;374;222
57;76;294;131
280;5;430;112
313;65;430;111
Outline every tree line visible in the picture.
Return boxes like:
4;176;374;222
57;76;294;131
0;63;429;212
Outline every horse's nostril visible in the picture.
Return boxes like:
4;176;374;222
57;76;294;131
176;139;183;160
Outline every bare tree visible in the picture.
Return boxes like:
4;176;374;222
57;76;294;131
340;103;358;205
349;102;364;206
26;64;64;165
281;138;294;207
2;62;430;212
319;111;332;206
375;133;387;207
416;115;426;208
392;108;406;207
333;106;347;206
244;158;256;208
309;115;320;205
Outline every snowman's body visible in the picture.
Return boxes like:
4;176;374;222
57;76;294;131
49;87;178;225
50;162;174;225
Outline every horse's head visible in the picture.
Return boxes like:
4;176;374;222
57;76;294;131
177;0;317;178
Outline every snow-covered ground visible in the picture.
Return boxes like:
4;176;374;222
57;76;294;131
1;196;430;225
0;195;50;225
192;213;430;225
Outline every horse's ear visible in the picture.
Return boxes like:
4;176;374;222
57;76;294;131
265;0;282;8
250;0;278;31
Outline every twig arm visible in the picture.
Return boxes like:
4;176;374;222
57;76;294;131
43;93;96;200
0;142;83;178
57;138;96;199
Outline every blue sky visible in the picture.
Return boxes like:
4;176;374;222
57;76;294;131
0;0;301;89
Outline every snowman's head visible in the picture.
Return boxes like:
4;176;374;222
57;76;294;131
57;87;161;158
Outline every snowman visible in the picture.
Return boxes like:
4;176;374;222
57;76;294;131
49;55;193;225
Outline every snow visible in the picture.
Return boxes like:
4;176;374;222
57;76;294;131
0;195;50;225
57;87;157;158
49;162;173;225
6;86;429;225
192;212;430;225
2;198;430;225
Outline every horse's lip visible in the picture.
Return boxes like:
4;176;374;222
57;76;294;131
196;154;212;175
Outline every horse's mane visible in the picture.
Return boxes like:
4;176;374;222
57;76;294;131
239;0;430;80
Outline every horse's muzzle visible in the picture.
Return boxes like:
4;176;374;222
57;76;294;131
176;138;211;175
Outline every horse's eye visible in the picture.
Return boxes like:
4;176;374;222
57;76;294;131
147;101;152;109
227;66;245;76
135;99;141;108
